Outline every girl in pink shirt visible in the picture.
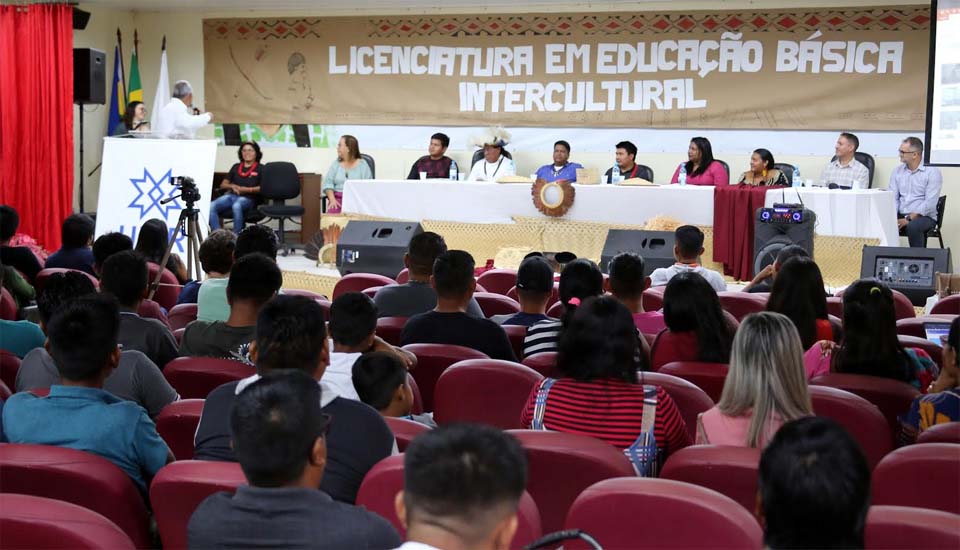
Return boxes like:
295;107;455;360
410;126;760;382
670;137;730;186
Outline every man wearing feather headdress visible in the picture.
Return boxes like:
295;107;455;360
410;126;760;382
466;127;517;182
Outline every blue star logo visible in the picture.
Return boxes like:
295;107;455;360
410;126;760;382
127;168;184;219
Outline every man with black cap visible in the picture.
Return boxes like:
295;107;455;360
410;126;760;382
490;255;555;327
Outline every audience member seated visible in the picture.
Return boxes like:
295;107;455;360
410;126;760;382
741;244;809;294
193;295;394;504
178;229;235;305
806;279;938;392
767;257;837;349
660;272;736;365
326;292;416;400
16;271;177;417
606;252;665;335
374;231;483;319
0;268;44;358
490;255;554;327
100;251;179;369
401;250;517;361
759;417;870;548
180;253;281;361
43;213;96;276
697;312;813;447
92;232;133;276
670;137;729;186
736;148;789;187
0;261;35;310
135;218;189;285
649;225;726;293
523;258;605;358
820;132;870;189
535;140;583;183
198;225;276;322
2;295;173;492
188;371;402;549
407;133;457;180
353;351;436;427
900;317;959;444
0;204;42;282
522;296;689;475
396;424;526;550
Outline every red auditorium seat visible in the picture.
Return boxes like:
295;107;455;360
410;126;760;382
563;478;763;549
401;344;488;412
809;385;892;469
0;286;17;320
931;294;960;315
638;371;714;441
810;373;920;438
474;292;521;318
896;315;957;338
173;327;185;345
33;268;99;291
332;273;397;299
546;300;564;318
375;316;407;346
362;285;384;300
476;268;518;296
650;325;738;372
660;445;761;515
163;357;253;399
826;295;844;320
138;298;171;328
434;359;543;429
865;505;960;549
507;284;560;309
356;455;543;546
167;303;198;331
899;334;943;368
395;268;409;284
156;399;204;460
717;291;767;321
147;262;182;311
521;351;559;378
384;416;431;452
835;287;916;320
315;298;331;321
503;324;527;360
0;444;152;547
0;494;135;549
407;373;423;414
658;361;729;402
916;421;960;444
282;288;327;301
1;349;21;390
150;460;247;550
641;285;666;312
872;443;960;515
0;379;12;399
506;430;635;534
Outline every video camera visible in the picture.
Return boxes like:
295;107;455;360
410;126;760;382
170;175;202;205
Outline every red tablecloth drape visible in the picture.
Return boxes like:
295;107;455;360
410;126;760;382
712;185;785;281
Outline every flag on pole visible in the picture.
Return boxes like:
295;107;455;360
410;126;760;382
128;30;143;104
150;36;170;133
107;29;126;136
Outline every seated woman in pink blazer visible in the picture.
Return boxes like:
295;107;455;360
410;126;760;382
670;137;729;186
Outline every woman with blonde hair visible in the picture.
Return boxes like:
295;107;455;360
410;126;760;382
697;312;813;447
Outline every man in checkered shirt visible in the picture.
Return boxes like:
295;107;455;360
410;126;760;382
819;132;870;189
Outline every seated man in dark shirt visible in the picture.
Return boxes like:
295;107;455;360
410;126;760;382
490;255;555;327
188;371;401;549
407;132;458;180
92;232;133;276
44;213;96;276
193;295;395;504
400;250;517;361
0;204;43;282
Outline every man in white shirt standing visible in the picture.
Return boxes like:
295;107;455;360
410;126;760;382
888;137;943;248
819;132;870;189
154;80;213;139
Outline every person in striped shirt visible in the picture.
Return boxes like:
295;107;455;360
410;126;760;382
522;258;604;358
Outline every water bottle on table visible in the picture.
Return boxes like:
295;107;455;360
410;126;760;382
678;163;687;186
449;160;458;181
792;166;801;187
611;164;621;184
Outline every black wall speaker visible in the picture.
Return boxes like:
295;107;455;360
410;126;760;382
337;221;424;278
72;7;91;30
73;48;106;105
754;209;816;275
860;246;952;306
600;230;676;277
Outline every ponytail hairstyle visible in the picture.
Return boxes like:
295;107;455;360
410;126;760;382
557;259;604;328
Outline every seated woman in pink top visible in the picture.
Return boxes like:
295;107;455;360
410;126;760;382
697;312;813;447
670;137;729;186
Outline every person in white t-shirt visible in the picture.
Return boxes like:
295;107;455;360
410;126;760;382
467;127;516;182
649;225;727;293
153;80;213;139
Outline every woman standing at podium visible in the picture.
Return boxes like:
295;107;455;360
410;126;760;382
323;135;372;214
209;141;263;233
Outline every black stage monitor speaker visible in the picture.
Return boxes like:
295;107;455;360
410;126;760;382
72;7;91;30
860;246;952;306
600;230;676;277
754;209;816;275
337;221;423;278
74;48;106;105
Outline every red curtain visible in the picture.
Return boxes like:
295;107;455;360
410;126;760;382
0;4;74;251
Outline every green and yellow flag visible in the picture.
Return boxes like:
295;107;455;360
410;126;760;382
128;30;142;103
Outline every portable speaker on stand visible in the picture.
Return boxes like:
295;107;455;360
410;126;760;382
754;209;816;275
74;48;106;213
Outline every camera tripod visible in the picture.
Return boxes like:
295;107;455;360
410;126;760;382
148;196;204;302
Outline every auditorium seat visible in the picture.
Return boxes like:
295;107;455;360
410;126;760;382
896;315;957;338
503;324;527;360
0;494;135;550
1;349;21;390
147;262;182;311
375;316;407;346
281;288;327;301
658;361;729;402
476;268;518;296
637;371;714;441
563;478;763;549
0;444;152;547
362;285;384;300
332;273;397;300
931;294;960;315
899;334;943;368
506;429;635;534
872;443;960;514
0;286;17;320
395;268;409;284
660;444;761;515
474;292;521;318
521;351;559;378
827;295;844;320
717;291;767;321
356;454;543;546
138;298;171;328
167;303;198;331
401;344;489;412
150;460;247;549
315;298;331;321
916;421;960;444
407;373;423;414
163;357;254;399
810;373;920;440
34;268;99;291
642;285;666;312
0;379;12;399
156;399;205;461
835;287;916;320
434;359;542;429
173;328;185;345
546;300;564;319
384;416;430;452
650;317;737;371
808;385;892;469
865;505;960;549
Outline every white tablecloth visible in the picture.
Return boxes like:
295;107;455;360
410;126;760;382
342;180;899;244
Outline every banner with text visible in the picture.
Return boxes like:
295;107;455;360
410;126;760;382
203;7;930;130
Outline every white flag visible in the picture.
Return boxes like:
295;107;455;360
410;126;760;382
150;36;170;132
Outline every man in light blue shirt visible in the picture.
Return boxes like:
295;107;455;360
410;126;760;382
888;137;942;248
535;140;583;183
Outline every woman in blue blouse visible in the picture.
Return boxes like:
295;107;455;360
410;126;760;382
323;135;372;213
